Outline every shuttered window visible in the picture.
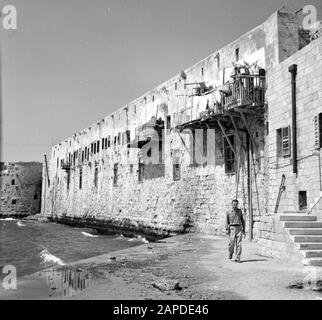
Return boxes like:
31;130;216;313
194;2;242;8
113;164;118;186
277;126;291;158
314;113;322;150
215;131;225;166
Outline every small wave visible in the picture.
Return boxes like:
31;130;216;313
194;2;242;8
40;249;65;266
0;218;15;221
128;235;149;244
17;221;26;227
81;231;99;238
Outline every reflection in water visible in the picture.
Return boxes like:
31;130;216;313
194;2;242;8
40;267;94;297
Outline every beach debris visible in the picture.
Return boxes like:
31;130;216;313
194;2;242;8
288;279;322;291
152;279;182;291
110;256;116;261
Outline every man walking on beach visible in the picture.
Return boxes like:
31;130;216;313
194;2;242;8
225;199;245;263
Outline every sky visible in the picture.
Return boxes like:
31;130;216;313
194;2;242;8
1;0;322;162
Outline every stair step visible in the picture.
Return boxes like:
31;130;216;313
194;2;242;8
299;243;322;250
284;222;322;228
280;215;317;222
289;228;322;235
284;211;307;214
302;258;322;267
293;236;322;243
301;250;322;258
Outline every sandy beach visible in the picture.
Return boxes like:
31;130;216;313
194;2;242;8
1;233;322;300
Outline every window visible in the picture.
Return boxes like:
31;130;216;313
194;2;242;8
277;127;291;158
11;199;17;205
102;138;105;150
147;148;152;158
93;143;96;154
79;168;83;189
113;164;118;186
173;150;181;181
85;147;89;160
201;67;204;77
216;53;220;68
235;47;240;62
108;136;111;148
224;135;235;174
130;164;133;174
94;167;98;188
97;141;100;153
11;179;15;185
175;82;177;91
67;171;70;190
299;191;307;210
82;150;84;162
118;133;121;145
166;116;171;131
265;122;269;136
173;164;180;181
126;130;131;144
138;162;144;183
314;113;322;149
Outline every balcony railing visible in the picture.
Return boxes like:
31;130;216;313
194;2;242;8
135;117;164;139
222;74;266;110
129;117;164;148
61;162;71;171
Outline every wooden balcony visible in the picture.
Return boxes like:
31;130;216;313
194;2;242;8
61;162;71;171
174;72;266;130
129;117;164;149
222;74;266;110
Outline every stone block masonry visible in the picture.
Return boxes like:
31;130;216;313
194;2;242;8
41;8;322;262
0;162;43;218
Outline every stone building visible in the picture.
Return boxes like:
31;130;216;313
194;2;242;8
0;162;42;218
41;9;322;264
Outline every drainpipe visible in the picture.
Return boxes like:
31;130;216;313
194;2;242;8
289;64;298;176
246;132;253;241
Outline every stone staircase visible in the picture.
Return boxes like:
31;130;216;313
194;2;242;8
281;213;322;266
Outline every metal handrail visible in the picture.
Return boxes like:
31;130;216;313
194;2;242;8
307;194;322;215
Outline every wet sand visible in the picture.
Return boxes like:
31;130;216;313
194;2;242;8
1;234;322;300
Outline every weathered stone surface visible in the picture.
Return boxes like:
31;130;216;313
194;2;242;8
0;162;42;217
40;9;322;264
